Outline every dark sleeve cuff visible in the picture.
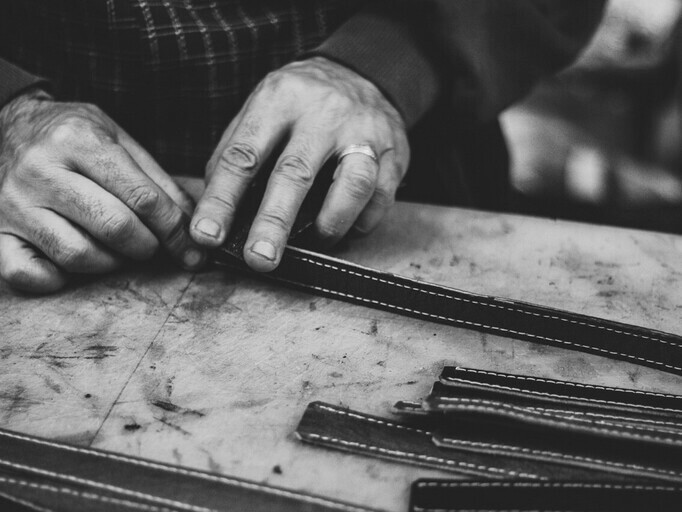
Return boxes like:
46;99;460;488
0;57;50;109
308;2;440;128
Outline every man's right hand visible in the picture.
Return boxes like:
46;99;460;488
0;91;205;293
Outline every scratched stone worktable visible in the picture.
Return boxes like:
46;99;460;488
2;177;682;511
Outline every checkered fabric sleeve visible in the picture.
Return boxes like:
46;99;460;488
0;0;366;176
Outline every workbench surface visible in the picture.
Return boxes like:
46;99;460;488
2;180;682;511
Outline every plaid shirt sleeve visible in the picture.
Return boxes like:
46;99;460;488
310;1;440;129
312;0;605;129
0;57;50;108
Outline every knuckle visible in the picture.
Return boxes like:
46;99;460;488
217;142;260;177
48;122;81;146
262;71;286;92
327;93;354;113
125;186;160;216
100;213;136;244
258;207;292;235
204;194;237;218
58;242;90;270
15;147;47;176
273;154;314;188
81;102;104;116
371;186;396;209
343;167;376;200
159;210;187;249
316;219;343;240
3;265;32;289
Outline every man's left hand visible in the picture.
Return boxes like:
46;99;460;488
190;56;409;271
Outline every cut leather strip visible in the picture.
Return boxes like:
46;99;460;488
0;464;185;512
429;413;682;483
425;393;682;450
428;381;682;438
0;427;378;512
409;480;682;512
439;366;682;419
212;163;682;376
212;244;682;377
295;402;624;481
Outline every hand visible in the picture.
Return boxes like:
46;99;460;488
191;57;410;271
0;91;205;293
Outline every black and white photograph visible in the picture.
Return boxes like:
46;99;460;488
1;1;682;510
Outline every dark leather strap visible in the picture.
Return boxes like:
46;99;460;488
409;480;682;512
387;367;682;482
212;186;682;377
295;402;634;482
0;427;379;512
439;366;682;418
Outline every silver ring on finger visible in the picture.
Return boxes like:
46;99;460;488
337;144;378;164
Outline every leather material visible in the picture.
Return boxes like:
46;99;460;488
211;173;682;376
426;382;682;449
409;480;682;512
295;402;634;482
439;366;682;419
0;427;379;512
388;368;682;482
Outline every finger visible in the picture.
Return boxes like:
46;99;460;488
244;131;333;272
118;130;195;216
0;233;67;293
190;99;288;247
314;150;379;246
351;152;403;237
67;138;205;270
16;208;122;274
40;169;158;260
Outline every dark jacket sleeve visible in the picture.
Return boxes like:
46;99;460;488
0;57;49;109
312;0;605;129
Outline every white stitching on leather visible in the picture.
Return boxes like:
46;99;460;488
0;430;371;512
451;367;682;400
435;437;682;478
415;481;680;490
441;376;682;414
529;406;682;429
0;476;177;511
291;254;681;348
276;268;682;373
0;489;54;512
317;405;431;435
0;460;214;512
432;397;682;443
305;433;543;479
307;405;541;480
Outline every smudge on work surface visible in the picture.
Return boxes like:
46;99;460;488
151;400;205;417
83;345;118;360
230;397;272;409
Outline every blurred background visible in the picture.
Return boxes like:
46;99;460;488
503;0;682;232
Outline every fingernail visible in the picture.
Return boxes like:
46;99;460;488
194;218;221;239
183;248;204;269
250;240;277;261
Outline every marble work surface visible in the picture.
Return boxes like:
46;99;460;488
2;179;682;511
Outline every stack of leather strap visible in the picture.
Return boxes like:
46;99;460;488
295;365;682;511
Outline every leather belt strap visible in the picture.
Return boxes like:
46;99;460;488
408;480;682;512
213;243;682;377
211;162;682;376
0;427;379;512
